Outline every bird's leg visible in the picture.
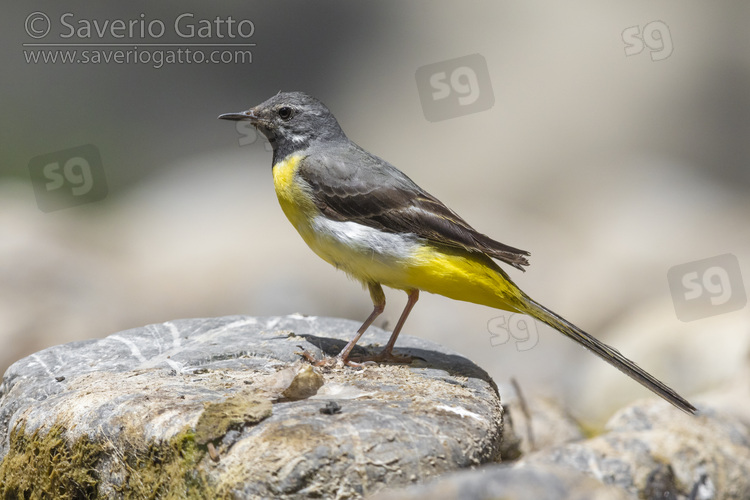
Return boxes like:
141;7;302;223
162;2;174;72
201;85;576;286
334;282;386;365
366;289;418;363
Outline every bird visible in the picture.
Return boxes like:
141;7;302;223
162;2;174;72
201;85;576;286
219;91;697;414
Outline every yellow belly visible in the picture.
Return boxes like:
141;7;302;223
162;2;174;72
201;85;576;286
272;154;522;313
404;244;524;312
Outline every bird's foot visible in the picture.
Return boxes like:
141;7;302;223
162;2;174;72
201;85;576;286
350;350;414;364
295;347;374;368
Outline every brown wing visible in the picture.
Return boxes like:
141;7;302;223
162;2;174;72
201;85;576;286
297;145;530;271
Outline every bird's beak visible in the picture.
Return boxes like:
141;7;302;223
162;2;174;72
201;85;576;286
218;109;257;121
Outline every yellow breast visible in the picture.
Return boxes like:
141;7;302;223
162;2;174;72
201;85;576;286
272;154;318;229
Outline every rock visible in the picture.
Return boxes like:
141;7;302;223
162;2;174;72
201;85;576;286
0;315;504;499
194;392;273;446
502;394;585;457
277;364;325;400
369;462;629;500
522;400;750;499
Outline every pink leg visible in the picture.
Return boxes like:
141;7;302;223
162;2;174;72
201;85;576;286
336;282;386;364
366;289;418;363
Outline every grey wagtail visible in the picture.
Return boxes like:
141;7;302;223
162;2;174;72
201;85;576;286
220;91;696;414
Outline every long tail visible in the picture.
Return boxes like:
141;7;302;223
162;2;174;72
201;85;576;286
518;295;697;414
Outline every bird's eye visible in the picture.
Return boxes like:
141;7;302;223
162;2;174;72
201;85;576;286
277;106;294;120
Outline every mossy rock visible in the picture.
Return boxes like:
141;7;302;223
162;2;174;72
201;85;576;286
0;315;504;499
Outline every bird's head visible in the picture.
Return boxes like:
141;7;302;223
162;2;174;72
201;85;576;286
219;91;346;160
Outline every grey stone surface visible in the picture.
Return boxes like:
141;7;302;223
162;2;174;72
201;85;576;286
369;462;629;500
0;315;504;499
502;395;584;457
523;401;750;499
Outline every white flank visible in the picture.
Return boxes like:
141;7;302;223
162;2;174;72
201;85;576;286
310;217;421;260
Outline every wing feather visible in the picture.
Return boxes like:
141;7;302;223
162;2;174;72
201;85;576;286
297;147;530;270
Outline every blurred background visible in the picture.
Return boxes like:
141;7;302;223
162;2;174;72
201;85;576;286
2;1;749;424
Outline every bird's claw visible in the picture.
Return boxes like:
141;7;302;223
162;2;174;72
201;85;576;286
349;350;414;365
295;347;374;368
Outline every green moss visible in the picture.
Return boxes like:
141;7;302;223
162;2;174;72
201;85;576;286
0;423;103;500
194;393;272;445
114;429;222;500
0;423;232;499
